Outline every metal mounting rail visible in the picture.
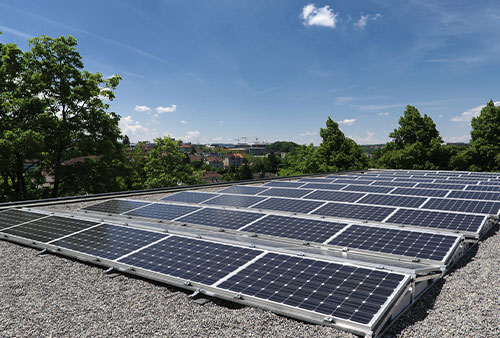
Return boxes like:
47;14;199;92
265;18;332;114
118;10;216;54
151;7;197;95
0;169;372;210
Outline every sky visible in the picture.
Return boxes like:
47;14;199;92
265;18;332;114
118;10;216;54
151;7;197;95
1;0;499;145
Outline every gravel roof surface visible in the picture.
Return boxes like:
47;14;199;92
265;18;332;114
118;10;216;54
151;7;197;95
2;186;500;337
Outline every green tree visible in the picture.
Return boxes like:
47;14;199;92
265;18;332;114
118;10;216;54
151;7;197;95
279;144;321;176
144;136;201;188
317;117;368;172
267;151;279;173
378;105;448;169
468;100;500;171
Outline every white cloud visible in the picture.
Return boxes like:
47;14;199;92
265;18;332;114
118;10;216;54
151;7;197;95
182;130;201;142
378;112;389;116
301;4;338;28
438;114;444;118
336;97;353;104
135;105;151;112
354;13;382;29
219;121;224;126
156;104;177;113
300;131;317;137
444;135;470;143
119;116;148;135
180;120;187;124
213;137;223;142
338;118;356;126
451;101;500;122
349;131;381;144
0;25;33;39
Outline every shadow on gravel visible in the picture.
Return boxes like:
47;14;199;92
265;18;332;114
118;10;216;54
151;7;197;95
384;222;499;337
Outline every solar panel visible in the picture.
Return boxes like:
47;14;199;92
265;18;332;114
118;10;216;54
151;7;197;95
305;190;365;203
300;183;347;191
422;198;500;215
242;215;348;243
357;194;426;208
465;185;500;192
447;190;500;201
118;235;263;285
342;185;394;194
371;181;416;188
161;191;219;203
0;209;47;230
389;187;448;198
433;179;481;185
203;194;267;208
124;203;200;220
176;208;264;230
333;179;375;185
217;252;406;325
2;216;99;243
312;203;396;222
298;178;335;183
327;225;458;262
263;181;306;188
83;199;150;214
393;177;436;182
219;185;269;195
251;198;324;214
51;224;168;260
475;181;500;186
386;209;485;233
416;183;466;190
258;187;314;198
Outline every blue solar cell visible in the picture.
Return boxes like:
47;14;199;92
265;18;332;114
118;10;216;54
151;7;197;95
161;192;219;203
298;177;335;183
389;187;448;198
312;203;395;222
342;185;394;194
0;209;47;230
386;209;485;232
83;199;150;214
421;198;500;215
447;190;500;201
217;252;405;325
328;225;458;262
124;203;200;220
218;185;270;195
466;185;500;192
357;194;426;208
305;190;365;203
333;179;374;185
118;236;263;285
251;198;324;214
176;208;263;230
51;224;167;260
263;181;307;188
243;215;347;243
371;181;417;188
300;183;347;191
258;188;314;198
416;183;466;190
203;194;267;208
433;179;481;185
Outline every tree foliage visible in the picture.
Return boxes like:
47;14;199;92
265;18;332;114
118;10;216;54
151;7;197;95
378;105;448;169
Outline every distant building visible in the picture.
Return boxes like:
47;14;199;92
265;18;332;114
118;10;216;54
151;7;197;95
202;171;223;183
188;154;203;162
204;156;224;168
223;153;244;168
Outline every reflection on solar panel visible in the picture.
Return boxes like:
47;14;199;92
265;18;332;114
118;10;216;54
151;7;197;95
83;199;150;214
372;181;416;187
2;216;99;243
312;203;395;222
448;190;500;201
305;190;365;203
0;209;46;230
118;236;262;285
416;183;466;190
390;187;448;197
342;185;394;194
217;252;406;325
263;181;306;188
300;183;347;191
219;185;269;195
299;178;335;183
51;224;167;260
357;194;426;208
251;198;324;214
422;198;500;214
124;203;200;220
242;215;347;243
386;209;485;232
466;185;500;192
161;191;219;203
258;187;314;198
328;225;458;262
176;208;263;230
203;194;266;208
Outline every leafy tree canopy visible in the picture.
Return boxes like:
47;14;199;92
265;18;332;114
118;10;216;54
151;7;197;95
468;100;500;171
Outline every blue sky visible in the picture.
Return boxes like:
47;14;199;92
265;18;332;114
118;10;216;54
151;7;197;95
1;1;499;145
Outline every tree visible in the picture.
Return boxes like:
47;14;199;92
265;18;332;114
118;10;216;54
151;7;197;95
123;135;130;146
378;105;448;169
267;151;279;173
144;137;201;188
468;100;500;171
279;144;321;176
316;117;368;172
